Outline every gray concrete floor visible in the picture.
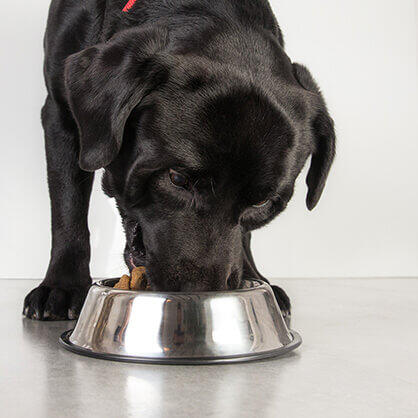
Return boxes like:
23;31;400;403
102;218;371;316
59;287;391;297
1;278;417;418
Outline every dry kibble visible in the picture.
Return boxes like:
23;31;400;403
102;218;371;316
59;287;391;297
114;266;149;290
114;274;131;290
130;266;147;290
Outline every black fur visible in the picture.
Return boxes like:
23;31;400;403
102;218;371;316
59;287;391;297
23;0;335;320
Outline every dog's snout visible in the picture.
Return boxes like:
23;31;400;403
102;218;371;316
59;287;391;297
178;266;231;292
148;260;242;292
143;221;244;292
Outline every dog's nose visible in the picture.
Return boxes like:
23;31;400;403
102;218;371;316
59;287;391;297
147;258;242;292
180;275;229;292
172;267;237;292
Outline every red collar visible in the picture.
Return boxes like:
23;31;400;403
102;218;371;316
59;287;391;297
122;0;138;12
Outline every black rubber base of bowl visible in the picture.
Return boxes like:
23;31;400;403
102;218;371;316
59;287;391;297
59;330;302;365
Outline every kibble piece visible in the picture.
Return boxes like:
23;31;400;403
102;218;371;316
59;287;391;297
114;274;131;290
130;266;147;290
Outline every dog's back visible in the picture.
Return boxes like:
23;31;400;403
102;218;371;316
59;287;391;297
44;0;286;102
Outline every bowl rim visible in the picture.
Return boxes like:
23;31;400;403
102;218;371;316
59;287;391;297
93;277;270;296
60;329;302;365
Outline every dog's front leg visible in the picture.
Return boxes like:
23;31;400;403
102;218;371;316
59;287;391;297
23;97;93;320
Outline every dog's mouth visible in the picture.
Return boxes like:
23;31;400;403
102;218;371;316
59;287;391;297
128;252;144;269
127;245;146;271
124;222;244;291
125;222;147;271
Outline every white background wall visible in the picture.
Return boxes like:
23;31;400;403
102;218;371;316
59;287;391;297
0;0;417;279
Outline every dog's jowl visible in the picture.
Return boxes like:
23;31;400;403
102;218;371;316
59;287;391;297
23;0;335;320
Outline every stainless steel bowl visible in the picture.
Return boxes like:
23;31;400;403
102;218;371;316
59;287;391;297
60;279;301;364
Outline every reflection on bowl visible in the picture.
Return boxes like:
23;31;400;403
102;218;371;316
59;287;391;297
60;279;301;364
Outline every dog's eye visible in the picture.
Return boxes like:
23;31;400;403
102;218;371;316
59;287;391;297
169;169;190;189
252;199;270;208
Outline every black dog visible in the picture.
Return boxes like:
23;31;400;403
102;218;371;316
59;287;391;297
23;0;335;321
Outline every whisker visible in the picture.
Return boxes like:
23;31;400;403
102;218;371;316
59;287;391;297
210;178;216;197
189;193;196;210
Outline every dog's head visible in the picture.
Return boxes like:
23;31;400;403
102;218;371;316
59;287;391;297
64;26;335;291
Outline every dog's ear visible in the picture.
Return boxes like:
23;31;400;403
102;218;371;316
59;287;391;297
293;63;336;210
64;27;169;171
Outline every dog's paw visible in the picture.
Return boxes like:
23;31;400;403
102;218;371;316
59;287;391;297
271;285;291;325
23;284;90;321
